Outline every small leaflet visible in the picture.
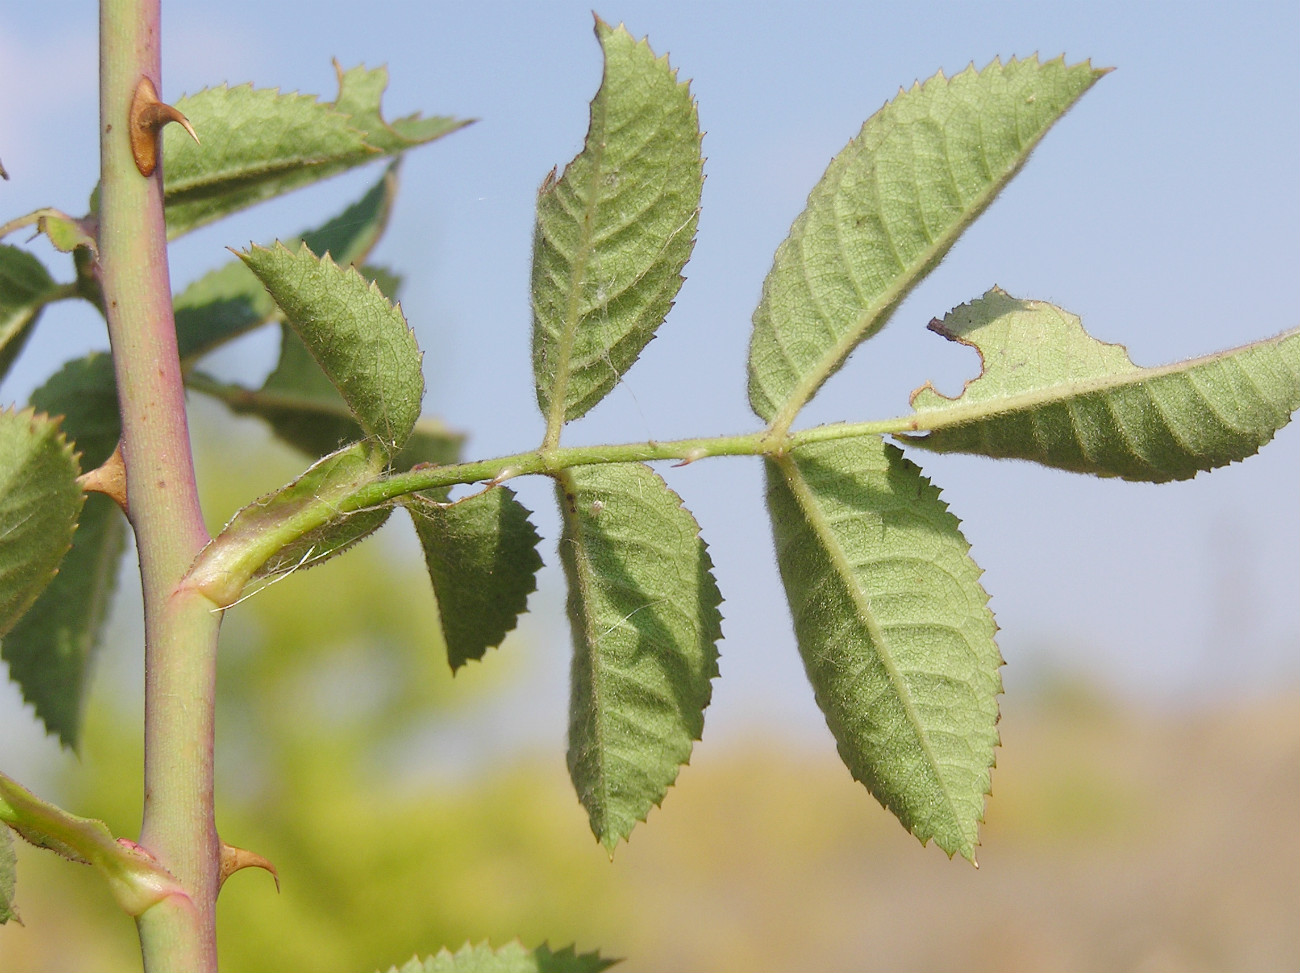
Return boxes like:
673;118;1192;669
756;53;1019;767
530;19;703;432
407;486;543;671
240;242;424;459
556;462;722;850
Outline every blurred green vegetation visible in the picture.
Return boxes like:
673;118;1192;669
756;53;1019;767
1;415;1297;972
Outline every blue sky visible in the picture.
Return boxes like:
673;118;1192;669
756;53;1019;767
0;2;1296;768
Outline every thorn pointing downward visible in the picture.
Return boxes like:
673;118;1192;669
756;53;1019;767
129;77;198;177
219;843;279;892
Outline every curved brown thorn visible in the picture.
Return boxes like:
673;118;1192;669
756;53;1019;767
219;842;279;892
129;77;199;177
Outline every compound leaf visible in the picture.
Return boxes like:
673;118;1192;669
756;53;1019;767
748;56;1106;427
531;18;703;430
161;66;467;238
382;941;616;973
3;355;123;747
407;486;543;671
903;289;1300;481
0;410;83;644
766;436;1000;861
557;462;722;851
240;242;423;458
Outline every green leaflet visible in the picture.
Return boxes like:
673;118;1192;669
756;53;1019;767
747;57;1106;428
0;827;15;924
557;463;722;850
406;486;543;671
175;167;398;364
161;65;468;238
4;355;123;747
765;437;1000;861
5;355;123;728
35;210;95;255
0;245;60;384
531;18;703;432
246;440;390;582
0;772;180;917
382;941;616;973
196;441;391;607
903;289;1300;481
240;242;424;458
2;493;124;748
0;409;83;641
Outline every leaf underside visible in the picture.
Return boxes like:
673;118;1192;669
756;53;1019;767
557;463;722;850
383;941;616;973
747;56;1106;426
407;486;544;671
240;242;424;458
765;436;1001;860
531;17;703;427
904;288;1300;481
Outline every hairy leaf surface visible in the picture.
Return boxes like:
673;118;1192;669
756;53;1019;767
0;410;83;642
766;437;1000;860
161;66;467;238
904;289;1300;481
240;242;423;457
407;486;543;671
0;245;59;383
175;167;398;364
557;462;722;850
3;355;123;747
382;941;616;973
531;18;703;429
747;57;1106;427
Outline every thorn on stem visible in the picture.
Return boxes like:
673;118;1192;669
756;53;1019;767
219;842;279;892
77;443;128;514
129;77;198;177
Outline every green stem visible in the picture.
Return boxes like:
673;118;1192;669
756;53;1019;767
188;416;923;606
365;415;921;505
99;0;219;969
